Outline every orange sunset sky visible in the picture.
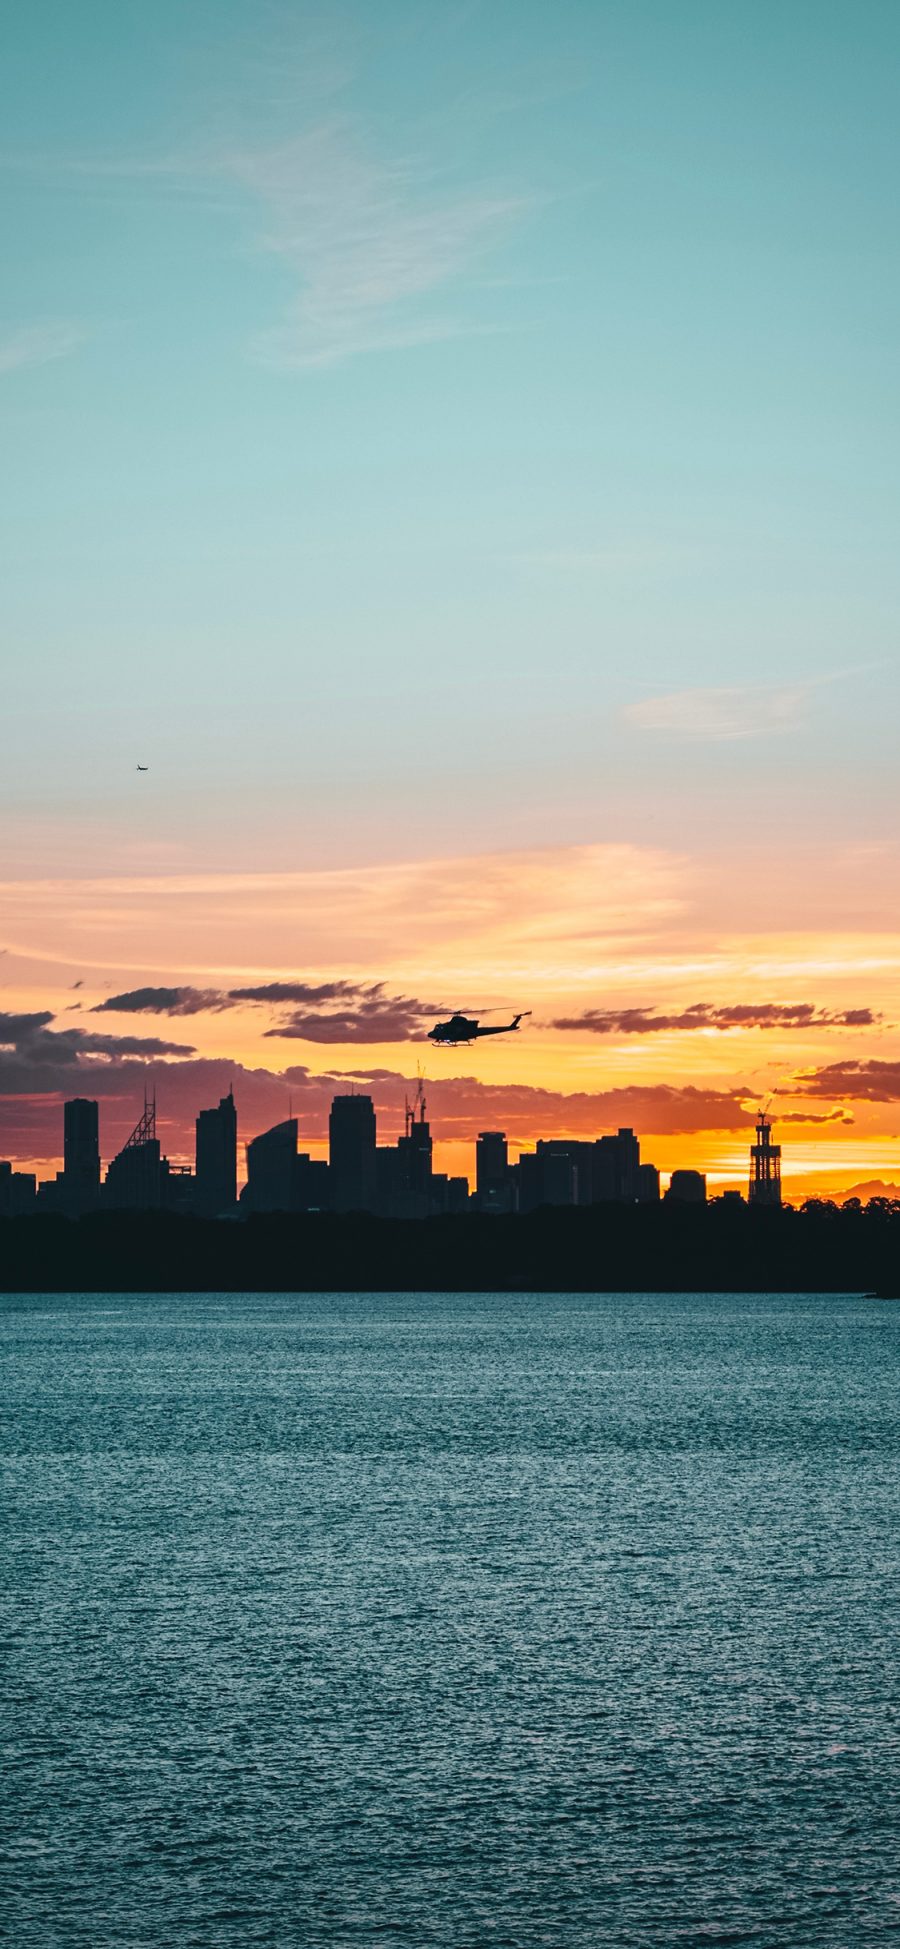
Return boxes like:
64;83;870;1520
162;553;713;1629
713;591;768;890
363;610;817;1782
3;828;900;1198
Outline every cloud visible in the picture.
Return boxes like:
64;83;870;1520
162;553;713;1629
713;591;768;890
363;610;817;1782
775;1107;854;1125
0;1055;305;1167
5;50;532;375
230;978;444;1041
554;1003;879;1034
87;977;445;1040
0;844;690;979
788;1060;900;1102
0;322;85;375
0;1022;765;1169
229;980;360;1005
226;123;529;369
265;1010;426;1044
624;684;808;741
87;976;445;1041
93;986;234;1017
0;1009;55;1040
336;1071;757;1139
0;1010;194;1084
84;986;885;1043
259;983;444;1043
0;1007;861;1174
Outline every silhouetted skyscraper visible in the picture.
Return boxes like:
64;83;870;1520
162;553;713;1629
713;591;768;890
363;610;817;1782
476;1131;511;1212
195;1088;237;1215
589;1129;641;1202
535;1141;579;1206
244;1118;298;1213
105;1094;163;1210
63;1098;100;1213
394;1082;433;1218
329;1095;376;1213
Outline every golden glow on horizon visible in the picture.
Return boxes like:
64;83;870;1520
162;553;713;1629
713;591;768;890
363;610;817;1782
2;839;899;1185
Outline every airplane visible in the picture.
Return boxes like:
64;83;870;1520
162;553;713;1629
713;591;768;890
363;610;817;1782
428;1010;531;1047
136;765;149;772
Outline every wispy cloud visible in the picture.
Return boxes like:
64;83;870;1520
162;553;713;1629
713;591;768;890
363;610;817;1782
228;123;529;369
624;683;808;741
0;844;689;983
2;103;531;372
0;321;85;375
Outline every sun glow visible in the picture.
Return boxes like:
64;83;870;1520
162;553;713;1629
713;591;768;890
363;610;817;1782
1;835;898;1188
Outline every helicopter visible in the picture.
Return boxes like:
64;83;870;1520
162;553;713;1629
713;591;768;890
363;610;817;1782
428;1010;531;1048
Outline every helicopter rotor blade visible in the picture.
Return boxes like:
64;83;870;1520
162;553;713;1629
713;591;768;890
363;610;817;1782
448;1006;515;1016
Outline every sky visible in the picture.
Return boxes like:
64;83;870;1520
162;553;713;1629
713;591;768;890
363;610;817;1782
2;0;900;1194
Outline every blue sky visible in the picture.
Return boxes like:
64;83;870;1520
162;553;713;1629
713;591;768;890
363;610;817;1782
3;0;899;874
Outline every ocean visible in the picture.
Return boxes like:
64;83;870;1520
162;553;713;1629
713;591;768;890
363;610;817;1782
2;1290;898;1947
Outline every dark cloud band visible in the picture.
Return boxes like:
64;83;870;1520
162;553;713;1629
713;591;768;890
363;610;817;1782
92;987;233;1017
787;1060;900;1101
93;978;443;1042
554;1003;878;1034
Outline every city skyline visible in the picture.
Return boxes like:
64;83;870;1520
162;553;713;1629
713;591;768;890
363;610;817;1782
2;1079;882;1214
3;2;900;1197
4;1079;667;1216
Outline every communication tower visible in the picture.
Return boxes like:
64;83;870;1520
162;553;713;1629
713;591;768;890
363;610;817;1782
749;1108;781;1206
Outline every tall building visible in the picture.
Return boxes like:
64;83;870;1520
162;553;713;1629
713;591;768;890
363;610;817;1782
329;1095;377;1213
375;1142;402;1216
63;1098;100;1213
394;1081;433;1217
476;1131;510;1212
513;1128;656;1211
244;1118;298;1213
195;1088;237;1215
516;1142;579;1210
593;1129;641;1202
749;1111;781;1207
105;1096;163;1210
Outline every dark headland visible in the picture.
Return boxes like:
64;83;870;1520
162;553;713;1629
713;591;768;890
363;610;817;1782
2;1201;899;1295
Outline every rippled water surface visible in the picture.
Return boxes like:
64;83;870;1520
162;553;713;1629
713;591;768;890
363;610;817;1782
2;1289;899;1947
